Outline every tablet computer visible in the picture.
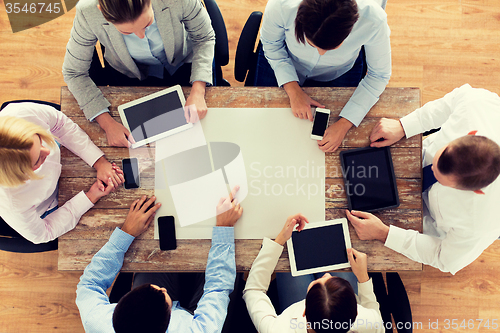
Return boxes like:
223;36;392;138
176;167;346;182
339;146;399;212
287;218;352;277
118;85;193;149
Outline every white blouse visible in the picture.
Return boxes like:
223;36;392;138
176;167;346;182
0;102;103;244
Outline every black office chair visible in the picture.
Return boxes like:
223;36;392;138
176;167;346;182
1;99;60;111
204;0;230;86
234;11;263;86
370;272;413;333
0;99;60;253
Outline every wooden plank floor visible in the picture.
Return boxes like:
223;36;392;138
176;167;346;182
1;0;500;331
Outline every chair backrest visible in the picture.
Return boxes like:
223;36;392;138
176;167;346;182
203;0;230;85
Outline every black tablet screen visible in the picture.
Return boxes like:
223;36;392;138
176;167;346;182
291;224;348;271
123;91;187;142
342;148;398;211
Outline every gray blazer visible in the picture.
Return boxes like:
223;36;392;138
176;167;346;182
62;0;215;120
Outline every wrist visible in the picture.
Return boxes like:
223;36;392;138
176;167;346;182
190;81;206;95
274;235;286;246
357;274;370;284
85;191;99;204
95;112;113;131
336;117;354;132
283;81;301;97
379;224;390;243
92;156;106;169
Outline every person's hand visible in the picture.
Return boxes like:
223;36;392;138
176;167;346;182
93;157;125;189
284;81;325;121
216;186;243;227
345;210;389;242
85;178;116;204
185;81;207;122
95;113;135;147
369;118;406;148
347;248;369;283
274;213;309;246
318;118;353;152
121;196;162;237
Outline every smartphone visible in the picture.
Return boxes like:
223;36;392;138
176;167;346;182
122;158;140;189
311;108;331;140
158;216;177;251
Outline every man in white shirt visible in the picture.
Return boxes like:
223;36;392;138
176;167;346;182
258;0;391;152
345;84;500;275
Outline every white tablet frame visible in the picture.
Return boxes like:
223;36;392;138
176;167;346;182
287;218;352;277
117;85;193;149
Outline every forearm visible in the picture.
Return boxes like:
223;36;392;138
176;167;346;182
384;225;468;274
243;238;283;332
63;9;111;118
400;86;466;138
184;0;215;84
191;227;235;332
76;228;134;319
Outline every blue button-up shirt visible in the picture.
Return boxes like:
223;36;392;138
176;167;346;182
122;18;182;79
76;227;236;332
260;0;392;126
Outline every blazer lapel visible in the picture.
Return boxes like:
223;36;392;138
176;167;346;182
153;0;175;64
102;23;142;78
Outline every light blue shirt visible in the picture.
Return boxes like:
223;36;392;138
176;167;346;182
90;19;182;121
76;227;236;333
260;0;392;126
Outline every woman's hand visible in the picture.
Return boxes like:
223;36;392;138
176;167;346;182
93;157;124;189
274;213;309;246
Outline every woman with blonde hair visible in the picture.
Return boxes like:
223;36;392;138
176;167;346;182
0;102;124;244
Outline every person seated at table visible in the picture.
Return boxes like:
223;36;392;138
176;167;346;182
345;84;500;275
0;102;123;244
243;214;384;332
62;0;215;147
257;0;391;152
76;187;243;333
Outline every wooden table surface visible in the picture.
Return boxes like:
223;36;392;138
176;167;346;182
58;86;422;272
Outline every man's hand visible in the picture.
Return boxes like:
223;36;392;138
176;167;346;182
121;196;162;237
318;118;353;152
274;213;309;246
346;210;389;242
95;113;135;147
216;186;243;227
185;81;207;122
85;178;116;204
284;81;325;121
347;248;369;283
369;118;406;148
93;156;125;189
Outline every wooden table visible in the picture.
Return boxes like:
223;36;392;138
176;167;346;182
58;86;422;272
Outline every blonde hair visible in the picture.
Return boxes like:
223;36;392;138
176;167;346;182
0;116;56;187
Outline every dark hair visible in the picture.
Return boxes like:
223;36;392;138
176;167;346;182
305;277;358;333
437;135;500;190
112;284;171;333
98;0;150;24
295;0;359;50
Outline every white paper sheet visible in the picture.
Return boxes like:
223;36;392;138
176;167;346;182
154;108;325;239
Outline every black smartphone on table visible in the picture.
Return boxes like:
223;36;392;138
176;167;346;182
122;158;140;189
158;216;177;251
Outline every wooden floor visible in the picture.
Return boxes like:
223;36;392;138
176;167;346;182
1;0;500;332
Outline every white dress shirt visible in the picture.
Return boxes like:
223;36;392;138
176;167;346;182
0;103;103;244
385;84;500;275
243;237;384;333
260;0;391;126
